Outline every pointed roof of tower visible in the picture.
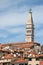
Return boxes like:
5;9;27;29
27;9;33;25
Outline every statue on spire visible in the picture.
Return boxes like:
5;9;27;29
29;9;32;13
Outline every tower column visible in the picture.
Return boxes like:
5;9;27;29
26;9;34;42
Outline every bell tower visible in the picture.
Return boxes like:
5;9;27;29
26;9;34;42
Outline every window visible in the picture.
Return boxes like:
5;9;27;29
19;64;21;65
36;58;39;61
19;64;28;65
41;58;43;61
25;63;28;65
36;64;39;65
19;64;24;65
22;64;24;65
3;63;7;65
8;63;11;65
29;64;31;65
12;64;14;65
28;58;32;61
42;59;43;61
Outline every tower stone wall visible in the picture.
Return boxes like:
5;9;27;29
26;9;34;42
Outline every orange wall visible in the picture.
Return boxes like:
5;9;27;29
40;61;43;65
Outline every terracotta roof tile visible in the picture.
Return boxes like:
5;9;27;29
13;59;28;64
36;54;43;58
1;54;14;59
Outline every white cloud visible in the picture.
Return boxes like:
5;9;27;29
0;12;28;28
0;5;43;29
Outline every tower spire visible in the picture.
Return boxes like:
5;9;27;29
26;9;34;42
29;9;32;13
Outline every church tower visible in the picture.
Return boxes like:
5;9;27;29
26;9;34;42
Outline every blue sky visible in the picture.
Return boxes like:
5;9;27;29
0;0;43;45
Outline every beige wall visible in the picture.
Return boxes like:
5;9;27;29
28;58;39;65
34;45;41;54
0;59;11;63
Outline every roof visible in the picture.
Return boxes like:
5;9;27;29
0;42;40;49
36;54;43;58
13;58;28;64
1;54;14;59
1;42;40;45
